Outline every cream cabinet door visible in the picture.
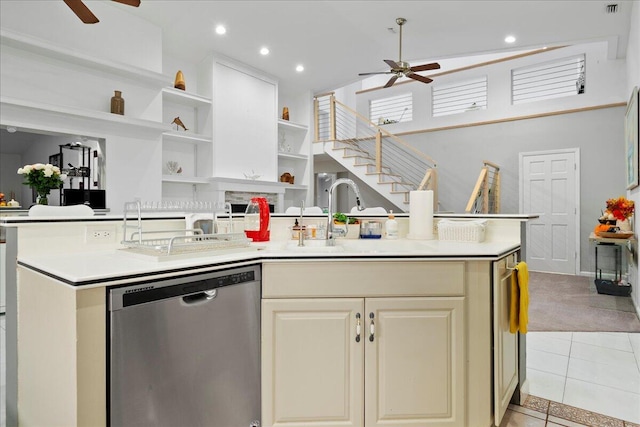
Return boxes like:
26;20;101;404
364;297;465;427
493;257;519;426
262;298;364;427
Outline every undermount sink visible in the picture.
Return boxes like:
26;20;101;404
280;241;345;253
337;239;424;253
270;238;441;254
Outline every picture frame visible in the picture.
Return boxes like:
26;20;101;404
625;86;639;189
49;153;61;168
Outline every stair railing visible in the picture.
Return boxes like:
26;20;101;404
465;161;501;213
314;93;438;204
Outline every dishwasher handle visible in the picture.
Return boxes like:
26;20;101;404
181;289;218;305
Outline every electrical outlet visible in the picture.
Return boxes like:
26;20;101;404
92;230;112;239
85;226;117;243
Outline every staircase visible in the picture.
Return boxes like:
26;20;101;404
314;93;437;212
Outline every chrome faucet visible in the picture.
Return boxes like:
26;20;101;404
326;178;365;245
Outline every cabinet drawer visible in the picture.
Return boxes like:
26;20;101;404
263;261;465;298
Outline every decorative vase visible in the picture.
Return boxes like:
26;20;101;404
110;90;125;115
174;70;186;90
282;107;289;121
36;191;49;205
617;218;632;232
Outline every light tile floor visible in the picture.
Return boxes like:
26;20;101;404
1;316;638;427
526;331;640;424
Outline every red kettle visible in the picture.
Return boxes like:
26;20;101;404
244;197;270;242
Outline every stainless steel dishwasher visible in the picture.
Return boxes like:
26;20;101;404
108;265;261;427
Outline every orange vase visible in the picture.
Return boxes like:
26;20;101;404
174;70;186;91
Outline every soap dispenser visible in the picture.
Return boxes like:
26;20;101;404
385;210;398;239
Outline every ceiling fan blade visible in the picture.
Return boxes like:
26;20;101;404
384;59;400;70
112;0;141;6
63;0;99;23
408;73;433;84
359;71;394;76
384;75;399;88
410;62;441;72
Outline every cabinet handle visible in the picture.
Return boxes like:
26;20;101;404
355;313;361;343
369;312;375;342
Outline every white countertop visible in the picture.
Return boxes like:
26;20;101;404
18;238;520;287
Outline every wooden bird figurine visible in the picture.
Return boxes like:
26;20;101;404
171;116;188;131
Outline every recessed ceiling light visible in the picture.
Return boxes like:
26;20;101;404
295;64;304;72
215;25;227;35
6;126;17;133
260;47;270;55
504;35;516;44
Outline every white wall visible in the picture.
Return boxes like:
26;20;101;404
356;42;627;136
0;1;162;73
626;1;640;315
0;152;22;202
339;37;635;274
0;0;166;213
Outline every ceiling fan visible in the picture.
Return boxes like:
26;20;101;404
63;0;141;24
359;17;440;88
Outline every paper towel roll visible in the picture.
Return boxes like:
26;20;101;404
408;190;434;240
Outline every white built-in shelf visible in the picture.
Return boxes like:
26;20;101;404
278;120;308;131
0;28;170;87
1;96;169;137
278;152;308;161
162;175;210;184
281;183;308;191
162;131;212;144
161;87;212;108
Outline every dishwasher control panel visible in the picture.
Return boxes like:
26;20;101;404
109;265;260;311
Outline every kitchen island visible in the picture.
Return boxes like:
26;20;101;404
1;213;532;427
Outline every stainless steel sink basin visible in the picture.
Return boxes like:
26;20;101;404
278;241;345;253
267;238;441;255
337;239;425;253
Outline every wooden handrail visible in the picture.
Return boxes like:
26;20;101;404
418;169;432;191
314;91;335;99
313;97;320;144
466;167;488;213
375;130;382;173
329;94;336;141
333;97;437;167
483;160;500;170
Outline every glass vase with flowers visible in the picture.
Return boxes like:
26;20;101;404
17;163;67;205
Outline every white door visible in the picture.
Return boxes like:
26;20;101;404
520;149;579;274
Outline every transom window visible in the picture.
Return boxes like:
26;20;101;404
512;54;586;104
432;76;488;117
370;93;413;125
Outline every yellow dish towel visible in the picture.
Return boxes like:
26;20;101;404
509;261;529;334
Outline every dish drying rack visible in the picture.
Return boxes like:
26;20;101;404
122;200;250;255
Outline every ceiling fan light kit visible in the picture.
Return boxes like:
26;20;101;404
359;17;440;88
64;0;141;24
